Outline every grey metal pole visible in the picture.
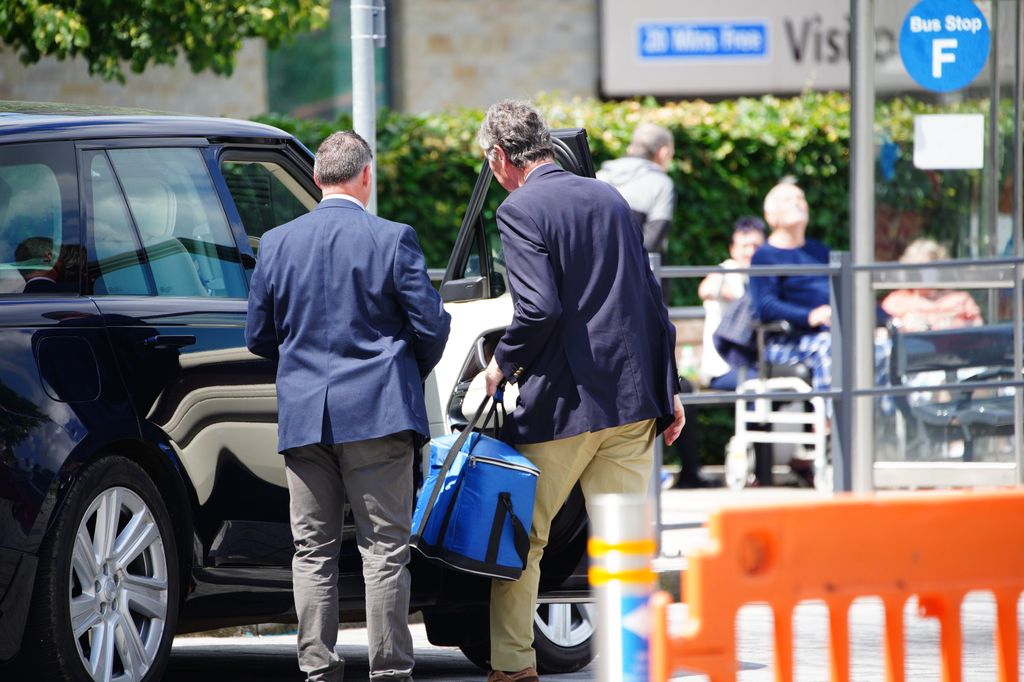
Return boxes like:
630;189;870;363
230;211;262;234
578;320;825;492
351;1;384;214
986;0;1000;262
589;494;655;682
830;251;854;492
1014;0;1023;482
849;0;875;493
647;252;664;555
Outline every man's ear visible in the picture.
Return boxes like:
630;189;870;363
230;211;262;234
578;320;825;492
656;145;673;169
361;163;372;187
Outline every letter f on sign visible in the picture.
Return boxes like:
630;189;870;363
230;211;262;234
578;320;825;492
932;38;957;78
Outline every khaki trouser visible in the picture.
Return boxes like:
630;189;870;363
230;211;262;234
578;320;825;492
489;419;656;672
284;432;416;681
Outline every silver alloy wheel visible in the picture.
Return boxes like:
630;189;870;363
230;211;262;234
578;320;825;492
534;603;595;648
69;486;168;682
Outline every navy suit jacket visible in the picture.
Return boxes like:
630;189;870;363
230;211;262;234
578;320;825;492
494;165;679;445
245;198;451;452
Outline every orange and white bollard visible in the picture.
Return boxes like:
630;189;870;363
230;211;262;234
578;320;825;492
589;494;656;682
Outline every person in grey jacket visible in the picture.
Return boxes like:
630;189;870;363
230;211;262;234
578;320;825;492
596;123;676;255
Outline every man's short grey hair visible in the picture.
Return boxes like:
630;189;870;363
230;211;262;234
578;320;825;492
477;99;554;168
626;123;673;160
314;131;373;186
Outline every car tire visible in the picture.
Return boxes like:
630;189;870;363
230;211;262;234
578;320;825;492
18;455;179;682
531;602;595;673
456;641;490;671
458;602;595;674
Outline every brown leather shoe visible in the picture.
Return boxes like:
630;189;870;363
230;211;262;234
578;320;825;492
486;667;540;682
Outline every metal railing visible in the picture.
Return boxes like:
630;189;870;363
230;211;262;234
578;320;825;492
431;253;1024;549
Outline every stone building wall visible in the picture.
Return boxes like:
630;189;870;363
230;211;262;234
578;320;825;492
0;41;267;118
389;0;598;113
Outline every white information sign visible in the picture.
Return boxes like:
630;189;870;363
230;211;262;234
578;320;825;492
912;114;984;169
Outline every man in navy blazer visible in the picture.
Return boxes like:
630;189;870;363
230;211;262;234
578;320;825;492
477;101;684;682
246;131;450;682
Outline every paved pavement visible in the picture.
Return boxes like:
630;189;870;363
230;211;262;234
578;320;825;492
723;593;1020;681
169;485;1019;681
169;623;504;681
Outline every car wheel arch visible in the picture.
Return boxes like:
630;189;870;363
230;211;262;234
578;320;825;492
17;454;182;681
48;437;198;608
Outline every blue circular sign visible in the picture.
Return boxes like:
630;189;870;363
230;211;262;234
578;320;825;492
899;0;990;93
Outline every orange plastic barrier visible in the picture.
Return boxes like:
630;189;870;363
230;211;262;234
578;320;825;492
650;489;1024;682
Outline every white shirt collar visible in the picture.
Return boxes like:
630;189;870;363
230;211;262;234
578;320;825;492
321;193;364;209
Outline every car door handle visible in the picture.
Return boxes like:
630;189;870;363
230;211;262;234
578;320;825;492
141;334;197;350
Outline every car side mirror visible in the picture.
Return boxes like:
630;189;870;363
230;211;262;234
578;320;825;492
441;276;486;303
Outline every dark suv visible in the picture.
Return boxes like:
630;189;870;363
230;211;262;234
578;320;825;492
0;103;595;681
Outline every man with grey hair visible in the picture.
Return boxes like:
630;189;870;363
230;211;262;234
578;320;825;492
596;122;676;255
478;100;684;682
246;130;450;681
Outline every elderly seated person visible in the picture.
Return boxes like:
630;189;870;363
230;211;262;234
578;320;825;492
748;179;834;398
881;238;982;331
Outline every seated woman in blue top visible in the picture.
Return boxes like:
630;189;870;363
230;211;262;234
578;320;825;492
749;179;834;399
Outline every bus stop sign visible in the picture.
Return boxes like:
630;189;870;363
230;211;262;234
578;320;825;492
899;0;990;92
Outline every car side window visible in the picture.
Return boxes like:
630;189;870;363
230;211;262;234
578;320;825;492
220;158;318;257
0;142;80;295
85;151;153;296
456;175;508;297
92;147;249;298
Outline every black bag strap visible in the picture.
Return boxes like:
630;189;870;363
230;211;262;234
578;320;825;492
488;398;507;440
510;511;530;569
485;493;510;564
417;385;505;537
485;489;532;569
435;473;467;547
485;492;531;570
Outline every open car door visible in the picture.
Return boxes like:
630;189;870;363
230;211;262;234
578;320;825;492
426;129;597;435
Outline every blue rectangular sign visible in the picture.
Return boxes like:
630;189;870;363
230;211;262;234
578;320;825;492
638;21;769;60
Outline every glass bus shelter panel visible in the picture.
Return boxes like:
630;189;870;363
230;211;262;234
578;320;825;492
872;0;1020;266
872;274;1020;465
864;0;1022;487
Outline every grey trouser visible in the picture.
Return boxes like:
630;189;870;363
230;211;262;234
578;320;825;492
284;432;416;681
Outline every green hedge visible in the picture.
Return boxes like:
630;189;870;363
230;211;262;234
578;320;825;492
258;92;998;287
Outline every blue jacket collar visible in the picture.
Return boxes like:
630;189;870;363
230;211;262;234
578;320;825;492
523;162;562;185
315;197;364;212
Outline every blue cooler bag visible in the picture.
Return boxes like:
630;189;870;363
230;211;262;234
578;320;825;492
411;393;538;580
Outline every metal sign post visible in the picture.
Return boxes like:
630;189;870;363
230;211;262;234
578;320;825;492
849;0;876;493
351;0;385;215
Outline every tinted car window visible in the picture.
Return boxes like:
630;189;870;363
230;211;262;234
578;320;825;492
457;175;508;297
0;142;80;294
221;158;317;256
86;150;153;296
106;147;247;298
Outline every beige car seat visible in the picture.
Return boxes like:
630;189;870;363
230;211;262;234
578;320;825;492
125;177;207;297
